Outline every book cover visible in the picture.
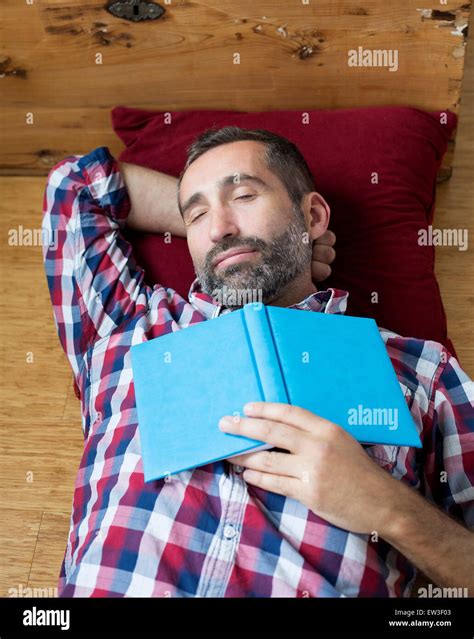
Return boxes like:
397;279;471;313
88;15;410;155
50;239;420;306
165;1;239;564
131;303;421;482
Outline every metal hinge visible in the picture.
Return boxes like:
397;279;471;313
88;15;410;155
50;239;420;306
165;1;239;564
106;0;166;22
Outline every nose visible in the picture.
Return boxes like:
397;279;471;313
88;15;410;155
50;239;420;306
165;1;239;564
208;205;240;243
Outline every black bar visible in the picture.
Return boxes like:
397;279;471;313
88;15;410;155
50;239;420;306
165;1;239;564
0;597;472;637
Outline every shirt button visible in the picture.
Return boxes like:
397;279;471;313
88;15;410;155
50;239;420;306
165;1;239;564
223;524;237;540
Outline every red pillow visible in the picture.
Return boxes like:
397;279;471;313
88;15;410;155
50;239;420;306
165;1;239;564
112;106;458;357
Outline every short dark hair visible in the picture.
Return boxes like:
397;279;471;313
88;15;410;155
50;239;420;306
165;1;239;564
177;126;316;215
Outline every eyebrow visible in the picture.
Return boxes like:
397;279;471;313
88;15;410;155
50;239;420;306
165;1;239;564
180;174;267;220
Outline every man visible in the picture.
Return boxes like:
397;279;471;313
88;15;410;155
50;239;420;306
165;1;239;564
42;127;474;597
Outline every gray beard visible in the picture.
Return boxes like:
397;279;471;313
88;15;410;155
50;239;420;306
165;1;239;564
195;211;312;310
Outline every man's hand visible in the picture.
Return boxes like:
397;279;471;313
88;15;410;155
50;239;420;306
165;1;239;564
220;402;474;590
312;230;336;282
219;401;397;535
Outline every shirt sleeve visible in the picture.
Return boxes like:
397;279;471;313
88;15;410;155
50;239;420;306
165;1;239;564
42;146;152;384
421;351;474;529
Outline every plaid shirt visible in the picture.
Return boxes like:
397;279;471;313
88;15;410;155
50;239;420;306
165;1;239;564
42;146;474;598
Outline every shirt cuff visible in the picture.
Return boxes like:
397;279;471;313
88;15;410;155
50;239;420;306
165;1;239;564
77;146;131;224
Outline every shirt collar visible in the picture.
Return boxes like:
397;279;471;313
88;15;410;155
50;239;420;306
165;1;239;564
187;276;349;320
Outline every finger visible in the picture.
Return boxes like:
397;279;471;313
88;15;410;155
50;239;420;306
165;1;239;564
243;402;341;441
311;262;331;282
229;449;301;479
312;243;336;264
243;402;324;433
242;468;301;500
219;416;303;453
315;229;336;247
227;453;256;466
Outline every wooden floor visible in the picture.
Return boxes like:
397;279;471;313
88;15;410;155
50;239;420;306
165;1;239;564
1;45;473;600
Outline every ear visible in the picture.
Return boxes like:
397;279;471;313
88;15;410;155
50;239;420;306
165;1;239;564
302;192;330;241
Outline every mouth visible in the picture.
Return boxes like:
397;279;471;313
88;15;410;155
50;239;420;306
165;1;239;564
213;248;260;269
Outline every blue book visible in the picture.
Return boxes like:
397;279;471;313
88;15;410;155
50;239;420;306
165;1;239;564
131;303;422;482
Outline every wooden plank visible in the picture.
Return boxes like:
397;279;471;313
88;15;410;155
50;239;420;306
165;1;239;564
0;508;43;597
0;178;81;423
0;177;83;515
0;416;82;513
434;30;474;371
27;511;71;594
0;411;82;514
0;0;470;175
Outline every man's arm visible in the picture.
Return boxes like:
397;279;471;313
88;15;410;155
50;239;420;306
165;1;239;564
223;401;474;591
384;351;473;590
223;349;474;591
42;147;152;378
119;161;186;237
381;477;474;590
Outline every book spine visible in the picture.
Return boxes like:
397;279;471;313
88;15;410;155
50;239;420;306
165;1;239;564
242;303;289;403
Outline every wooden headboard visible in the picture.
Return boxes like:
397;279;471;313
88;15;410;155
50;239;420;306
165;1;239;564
0;0;470;178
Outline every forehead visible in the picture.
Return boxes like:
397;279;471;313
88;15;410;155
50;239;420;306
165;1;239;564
179;140;269;195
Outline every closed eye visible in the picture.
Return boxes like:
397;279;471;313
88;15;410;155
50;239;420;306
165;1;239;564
188;194;256;223
189;211;207;223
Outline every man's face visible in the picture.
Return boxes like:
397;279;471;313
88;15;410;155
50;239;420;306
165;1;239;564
179;141;313;307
